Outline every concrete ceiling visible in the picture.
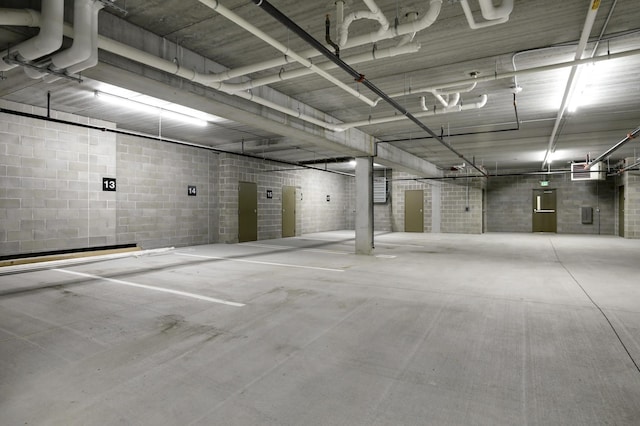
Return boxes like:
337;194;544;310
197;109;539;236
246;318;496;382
1;0;639;175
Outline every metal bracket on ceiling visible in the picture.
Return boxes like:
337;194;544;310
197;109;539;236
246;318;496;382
2;56;83;83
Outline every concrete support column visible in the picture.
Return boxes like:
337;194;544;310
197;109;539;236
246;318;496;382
431;182;442;233
355;156;374;255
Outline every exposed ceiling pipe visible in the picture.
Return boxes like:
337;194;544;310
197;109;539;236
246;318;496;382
338;0;390;48
223;42;420;92
198;0;442;84
0;0;64;72
251;0;488;177
2;5;636;139
616;157;640;174
0;9;39;26
541;0;615;169
334;94;488;131
478;0;514;21
373;82;477;106
64;2;104;77
26;0;104;80
459;0;513;30
340;0;443;49
541;0;600;169
586;127;640;169
430;92;461;109
396;12;419;48
197;0;377;107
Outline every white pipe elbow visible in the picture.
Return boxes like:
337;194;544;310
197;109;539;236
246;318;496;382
16;0;64;61
479;0;514;21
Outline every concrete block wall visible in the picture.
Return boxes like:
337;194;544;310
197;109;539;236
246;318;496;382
216;154;302;243
440;177;484;234
487;173;616;234
116;135;216;248
624;168;640;238
0;101;117;255
390;171;433;232
300;169;355;234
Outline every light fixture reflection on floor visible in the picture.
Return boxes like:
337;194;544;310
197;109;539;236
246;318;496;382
94;90;209;127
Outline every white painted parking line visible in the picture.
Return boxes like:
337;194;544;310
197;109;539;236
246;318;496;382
53;268;245;307
295;236;424;248
239;242;351;256
174;252;345;272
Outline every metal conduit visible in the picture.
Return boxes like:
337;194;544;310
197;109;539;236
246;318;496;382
587;126;640;168
251;0;487;177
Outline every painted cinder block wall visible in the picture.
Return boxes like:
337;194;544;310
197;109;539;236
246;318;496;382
623;167;640;238
116;134;216;248
0;102;118;255
0;101;357;254
487;173;616;234
386;171;484;234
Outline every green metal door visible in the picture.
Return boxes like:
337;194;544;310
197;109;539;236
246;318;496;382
238;181;257;242
405;190;424;232
619;186;625;237
532;189;557;233
282;186;296;238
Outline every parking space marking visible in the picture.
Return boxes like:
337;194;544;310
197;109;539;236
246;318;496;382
53;268;245;307
175;252;344;272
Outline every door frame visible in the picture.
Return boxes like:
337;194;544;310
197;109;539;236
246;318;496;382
404;189;424;232
282;185;296;238
532;189;557;233
238;181;257;242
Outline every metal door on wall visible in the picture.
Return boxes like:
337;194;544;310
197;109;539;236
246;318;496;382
619;186;625;237
532;189;557;233
405;190;424;232
282;186;296;238
238;181;257;242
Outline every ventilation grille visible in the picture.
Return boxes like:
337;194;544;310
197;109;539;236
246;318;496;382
373;177;388;203
571;162;606;181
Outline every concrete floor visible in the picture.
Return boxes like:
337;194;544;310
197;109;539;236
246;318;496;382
1;231;640;425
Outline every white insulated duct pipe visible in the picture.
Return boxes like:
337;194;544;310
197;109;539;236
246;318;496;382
542;0;600;168
52;0;102;70
0;9;39;26
341;0;442;49
373;82;477;107
479;0;514;21
335;94;488;131
198;0;377;107
0;0;64;71
200;0;442;84
460;0;511;30
338;0;390;48
433;92;461;109
65;2;104;75
27;0;104;80
396;12;419;48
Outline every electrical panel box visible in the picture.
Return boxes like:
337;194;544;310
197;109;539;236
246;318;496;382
373;177;388;203
581;206;593;224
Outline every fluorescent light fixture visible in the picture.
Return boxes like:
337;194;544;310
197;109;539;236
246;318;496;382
543;150;556;165
349;159;357;167
568;63;596;113
94;90;210;127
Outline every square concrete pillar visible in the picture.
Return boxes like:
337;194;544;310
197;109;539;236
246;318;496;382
355;157;373;255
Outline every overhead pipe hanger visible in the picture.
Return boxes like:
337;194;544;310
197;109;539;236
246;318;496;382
250;0;488;178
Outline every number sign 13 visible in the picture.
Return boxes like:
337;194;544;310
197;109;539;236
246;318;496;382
103;177;117;192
